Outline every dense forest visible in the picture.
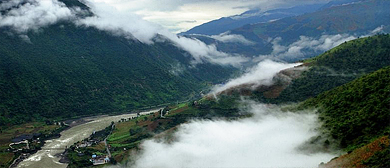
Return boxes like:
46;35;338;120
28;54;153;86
0;23;236;127
300;66;390;151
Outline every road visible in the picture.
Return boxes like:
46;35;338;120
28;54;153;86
104;124;115;158
103;110;157;158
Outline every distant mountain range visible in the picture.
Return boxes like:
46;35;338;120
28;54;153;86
232;0;390;43
184;0;390;61
181;0;361;36
181;3;326;36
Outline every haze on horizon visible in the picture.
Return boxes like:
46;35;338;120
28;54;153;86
91;0;333;33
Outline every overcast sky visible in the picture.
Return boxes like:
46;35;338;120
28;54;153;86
90;0;331;33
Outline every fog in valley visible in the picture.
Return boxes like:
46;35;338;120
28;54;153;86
128;103;336;168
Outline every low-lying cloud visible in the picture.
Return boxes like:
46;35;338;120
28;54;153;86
256;34;357;61
193;32;255;45
78;1;249;66
210;59;301;94
256;26;386;62
0;0;80;33
130;103;336;168
211;33;255;45
0;0;248;66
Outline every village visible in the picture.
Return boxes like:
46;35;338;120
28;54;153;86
65;109;168;167
71;124;114;166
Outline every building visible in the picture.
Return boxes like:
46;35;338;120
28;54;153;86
90;155;110;165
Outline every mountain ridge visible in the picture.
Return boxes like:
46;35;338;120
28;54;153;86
181;3;326;36
0;22;236;126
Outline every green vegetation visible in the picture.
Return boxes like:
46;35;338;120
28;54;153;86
214;34;390;166
65;34;390;166
101;97;241;163
0;23;236;127
1;1;389;167
300;66;390;151
66;123;114;168
363;145;390;167
252;34;390;104
67;149;93;168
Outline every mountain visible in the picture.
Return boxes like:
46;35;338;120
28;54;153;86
208;34;390;165
187;0;390;62
198;34;390;166
232;0;390;44
300;66;390;150
65;34;390;167
0;9;236;126
181;3;326;35
318;0;363;10
272;34;390;103
217;34;390;104
301;66;390;167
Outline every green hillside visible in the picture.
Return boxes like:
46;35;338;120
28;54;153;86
62;34;390;167
0;23;236;127
251;34;390;103
300;66;390;151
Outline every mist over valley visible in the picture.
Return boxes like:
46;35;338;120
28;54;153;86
0;0;389;168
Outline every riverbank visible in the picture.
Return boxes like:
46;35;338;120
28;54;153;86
15;109;160;168
0;122;66;168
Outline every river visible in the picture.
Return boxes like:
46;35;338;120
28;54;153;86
17;110;158;168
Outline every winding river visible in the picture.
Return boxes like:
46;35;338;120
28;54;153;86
17;110;157;168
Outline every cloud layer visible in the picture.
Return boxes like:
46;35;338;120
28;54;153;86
131;103;336;168
210;33;255;45
0;0;248;66
0;0;79;33
255;34;357;61
210;59;301;94
78;2;249;66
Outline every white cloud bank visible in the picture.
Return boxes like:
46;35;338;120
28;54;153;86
192;32;255;45
0;0;79;33
77;2;249;66
211;33;255;45
257;25;386;61
210;59;301;94
131;103;336;168
0;0;248;66
256;34;357;61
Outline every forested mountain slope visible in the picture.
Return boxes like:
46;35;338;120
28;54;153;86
252;34;390;103
0;23;235;126
301;66;390;151
301;66;390;167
